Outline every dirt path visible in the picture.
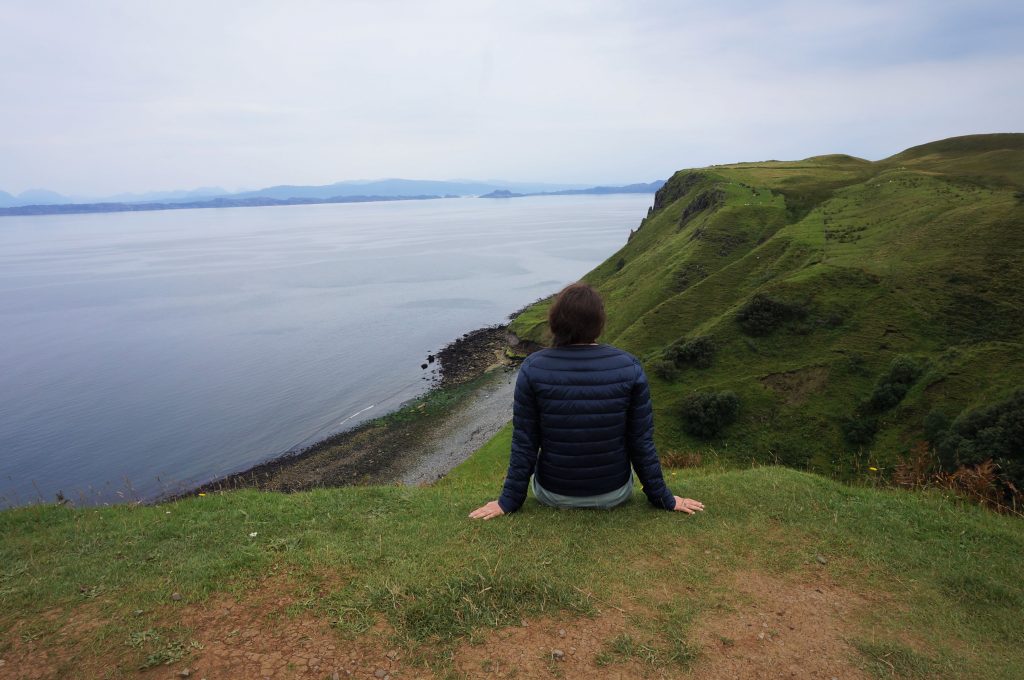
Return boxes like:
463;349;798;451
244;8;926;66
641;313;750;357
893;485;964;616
398;367;517;485
4;568;883;679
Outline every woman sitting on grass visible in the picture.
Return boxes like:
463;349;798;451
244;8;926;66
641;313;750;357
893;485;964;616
470;282;704;519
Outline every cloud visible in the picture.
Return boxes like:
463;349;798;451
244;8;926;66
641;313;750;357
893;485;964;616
0;0;1021;194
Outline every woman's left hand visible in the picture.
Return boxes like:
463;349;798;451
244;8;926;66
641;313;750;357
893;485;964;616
672;496;705;514
469;500;505;520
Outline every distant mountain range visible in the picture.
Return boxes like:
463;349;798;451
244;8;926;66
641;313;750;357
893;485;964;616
225;179;596;202
479;181;665;198
0;188;69;206
0;186;235;208
0;178;664;217
0;179;607;208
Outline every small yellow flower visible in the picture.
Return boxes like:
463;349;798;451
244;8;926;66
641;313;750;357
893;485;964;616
198;492;207;497
868;467;878;471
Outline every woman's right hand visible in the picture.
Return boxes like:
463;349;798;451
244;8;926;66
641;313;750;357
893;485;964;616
673;496;704;514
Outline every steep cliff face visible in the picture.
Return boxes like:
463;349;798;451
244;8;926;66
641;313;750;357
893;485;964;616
510;134;1024;478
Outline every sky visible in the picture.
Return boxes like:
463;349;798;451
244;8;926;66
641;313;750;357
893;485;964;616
1;0;1022;196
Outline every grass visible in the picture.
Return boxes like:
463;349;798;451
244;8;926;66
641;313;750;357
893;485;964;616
853;639;938;679
2;424;1024;677
379;370;494;427
594;632;700;669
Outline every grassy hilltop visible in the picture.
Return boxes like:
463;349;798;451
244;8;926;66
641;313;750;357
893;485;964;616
2;428;1023;678
510;134;1024;482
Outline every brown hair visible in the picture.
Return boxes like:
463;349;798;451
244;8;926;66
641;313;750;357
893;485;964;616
548;282;606;347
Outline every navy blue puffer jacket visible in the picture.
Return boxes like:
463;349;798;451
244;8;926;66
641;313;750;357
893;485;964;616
497;343;676;513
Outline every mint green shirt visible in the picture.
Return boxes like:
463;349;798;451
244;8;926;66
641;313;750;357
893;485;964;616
531;474;633;509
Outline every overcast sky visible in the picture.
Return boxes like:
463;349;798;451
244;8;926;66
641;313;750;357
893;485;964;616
1;0;1022;196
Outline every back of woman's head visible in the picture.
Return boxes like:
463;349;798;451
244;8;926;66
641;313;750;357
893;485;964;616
548;282;606;347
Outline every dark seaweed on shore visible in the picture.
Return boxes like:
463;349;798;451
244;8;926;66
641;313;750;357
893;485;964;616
431;324;513;388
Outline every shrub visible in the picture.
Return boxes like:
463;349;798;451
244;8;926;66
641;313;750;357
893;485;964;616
888;355;924;385
934;389;1024;490
679;391;739;438
663;336;716;369
867;355;923;411
651;360;679;381
869;383;909;411
923;409;951;445
845;353;870;376
893;441;937;489
615;257;626;271
736;294;807;336
842;414;878;445
894;441;1023;514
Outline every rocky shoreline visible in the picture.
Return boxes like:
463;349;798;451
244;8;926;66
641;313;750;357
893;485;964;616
171;320;537;500
430;324;515;388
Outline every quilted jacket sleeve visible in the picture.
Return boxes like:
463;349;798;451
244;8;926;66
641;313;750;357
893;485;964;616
497;364;542;513
626;359;677;510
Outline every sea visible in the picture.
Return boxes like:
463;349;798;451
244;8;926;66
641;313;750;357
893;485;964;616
0;194;652;506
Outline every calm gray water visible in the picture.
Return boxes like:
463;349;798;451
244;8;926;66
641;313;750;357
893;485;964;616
0;195;651;506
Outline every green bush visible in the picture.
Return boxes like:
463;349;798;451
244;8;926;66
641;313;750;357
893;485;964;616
923;409;951;445
934;389;1024;489
888;355;924;385
651;360;679;381
868;355;923;411
842;414;878;445
663;336;716;369
845;353;870;376
869;382;910;411
736;294;808;336
679;391;739;438
842;356;923;446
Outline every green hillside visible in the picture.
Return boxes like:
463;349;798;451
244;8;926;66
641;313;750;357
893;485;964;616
510;134;1024;480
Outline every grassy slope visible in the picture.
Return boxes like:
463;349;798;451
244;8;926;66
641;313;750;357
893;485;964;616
509;134;1024;476
2;425;1023;677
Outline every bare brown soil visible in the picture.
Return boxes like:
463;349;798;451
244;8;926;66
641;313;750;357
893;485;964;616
3;599;145;680
450;569;879;680
2;574;413;680
154;575;407;680
452;611;641;679
690;570;875;679
0;568;888;679
759;366;830;406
